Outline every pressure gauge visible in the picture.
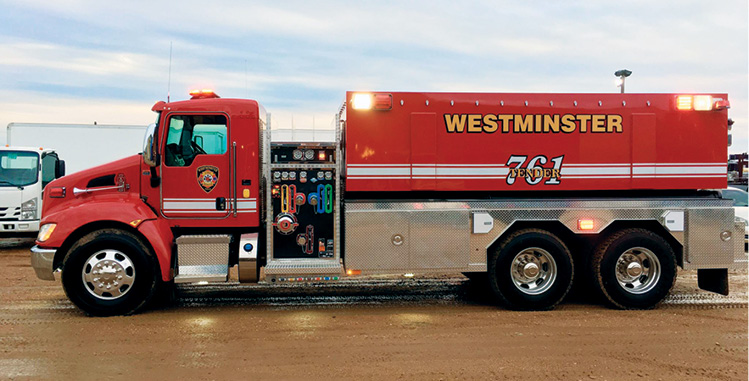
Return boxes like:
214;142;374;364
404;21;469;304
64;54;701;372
304;149;315;160
292;149;303;160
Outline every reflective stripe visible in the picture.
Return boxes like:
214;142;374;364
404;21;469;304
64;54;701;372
347;167;411;176
561;167;631;175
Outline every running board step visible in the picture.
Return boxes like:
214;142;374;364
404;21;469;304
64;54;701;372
174;234;232;284
264;260;343;282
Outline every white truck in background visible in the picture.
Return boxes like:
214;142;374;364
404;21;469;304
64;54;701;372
2;123;146;234
6;123;147;174
0;147;64;235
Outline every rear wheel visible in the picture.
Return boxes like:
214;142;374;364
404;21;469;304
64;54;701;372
488;229;574;310
592;228;677;309
62;229;158;316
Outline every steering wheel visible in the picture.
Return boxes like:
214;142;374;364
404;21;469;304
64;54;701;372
191;140;207;155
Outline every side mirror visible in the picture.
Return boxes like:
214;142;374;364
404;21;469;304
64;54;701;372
143;134;157;167
143;123;159;167
55;160;66;178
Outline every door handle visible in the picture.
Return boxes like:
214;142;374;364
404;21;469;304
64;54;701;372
215;197;226;211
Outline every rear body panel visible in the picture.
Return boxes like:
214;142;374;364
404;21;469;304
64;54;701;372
345;92;729;192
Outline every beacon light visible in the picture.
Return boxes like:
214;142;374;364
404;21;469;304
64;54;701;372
692;95;713;111
351;93;373;110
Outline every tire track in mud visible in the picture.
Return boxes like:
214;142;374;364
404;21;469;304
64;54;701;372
1;278;745;314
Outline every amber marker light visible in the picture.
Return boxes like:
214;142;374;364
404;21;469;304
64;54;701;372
37;223;57;242
578;219;595;231
346;269;362;276
676;95;693;110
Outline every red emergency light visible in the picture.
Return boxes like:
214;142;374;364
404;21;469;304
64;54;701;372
189;89;220;99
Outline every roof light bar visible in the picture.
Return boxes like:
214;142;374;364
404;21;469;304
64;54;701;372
189;89;220;99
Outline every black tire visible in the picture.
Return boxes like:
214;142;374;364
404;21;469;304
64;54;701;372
61;229;159;317
592;228;677;309
488;229;574;310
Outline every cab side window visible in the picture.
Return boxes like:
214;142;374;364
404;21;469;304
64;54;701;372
164;115;227;167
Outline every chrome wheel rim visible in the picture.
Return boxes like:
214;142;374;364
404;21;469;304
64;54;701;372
81;249;135;300
510;247;557;295
615;247;660;294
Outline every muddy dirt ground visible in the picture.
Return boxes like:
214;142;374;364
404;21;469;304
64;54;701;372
0;239;747;380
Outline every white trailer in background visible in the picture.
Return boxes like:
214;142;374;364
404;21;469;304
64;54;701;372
6;123;147;174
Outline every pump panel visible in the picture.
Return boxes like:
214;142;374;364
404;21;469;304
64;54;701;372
268;143;338;261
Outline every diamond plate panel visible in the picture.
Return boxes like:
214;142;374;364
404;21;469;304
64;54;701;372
345;211;410;271
733;220;747;266
175;234;231;266
409;210;470;269
264;260;343;275
684;207;735;268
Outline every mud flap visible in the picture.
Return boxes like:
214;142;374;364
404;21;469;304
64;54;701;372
697;269;729;296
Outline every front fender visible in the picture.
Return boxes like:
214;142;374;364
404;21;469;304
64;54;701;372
38;193;158;249
137;218;174;281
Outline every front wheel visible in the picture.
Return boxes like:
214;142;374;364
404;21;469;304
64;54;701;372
62;229;158;316
488;229;574;310
592;228;677;309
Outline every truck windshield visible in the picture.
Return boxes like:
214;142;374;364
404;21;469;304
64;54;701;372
0;151;39;187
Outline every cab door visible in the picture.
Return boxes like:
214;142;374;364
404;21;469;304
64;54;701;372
160;113;232;219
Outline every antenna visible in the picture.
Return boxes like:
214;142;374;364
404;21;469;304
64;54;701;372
244;59;248;98
167;42;173;103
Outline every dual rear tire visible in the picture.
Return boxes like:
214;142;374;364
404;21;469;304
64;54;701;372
488;229;574;310
487;228;676;310
591;228;676;309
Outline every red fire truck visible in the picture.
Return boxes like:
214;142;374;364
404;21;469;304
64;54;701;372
31;90;746;316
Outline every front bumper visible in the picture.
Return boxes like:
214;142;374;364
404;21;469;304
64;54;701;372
31;245;57;281
0;220;40;233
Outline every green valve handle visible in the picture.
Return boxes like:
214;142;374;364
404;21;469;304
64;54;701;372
324;184;333;213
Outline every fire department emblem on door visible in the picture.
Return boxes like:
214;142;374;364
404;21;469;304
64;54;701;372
197;165;219;193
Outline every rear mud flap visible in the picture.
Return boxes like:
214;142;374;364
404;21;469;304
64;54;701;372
697;268;729;296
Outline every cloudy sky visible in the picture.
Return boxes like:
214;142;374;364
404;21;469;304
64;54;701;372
0;0;746;152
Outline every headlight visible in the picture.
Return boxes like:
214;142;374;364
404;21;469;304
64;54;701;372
37;223;56;242
21;197;38;220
